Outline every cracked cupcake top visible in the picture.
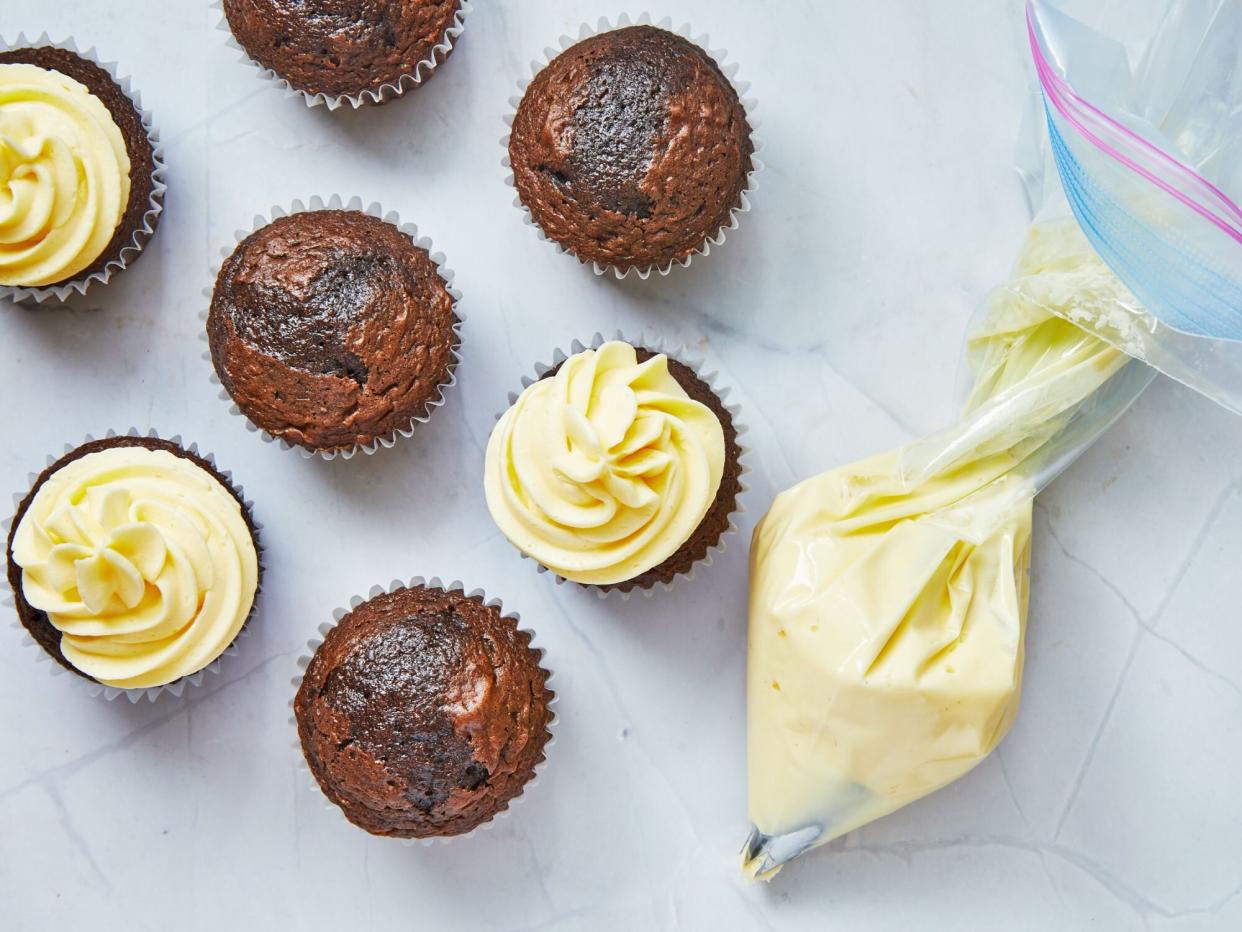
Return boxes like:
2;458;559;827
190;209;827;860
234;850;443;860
508;25;753;269
207;209;458;453
294;584;553;838
222;0;464;99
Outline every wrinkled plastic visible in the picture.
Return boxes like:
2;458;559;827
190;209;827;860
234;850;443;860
1026;0;1242;411
743;223;1152;881
742;0;1240;880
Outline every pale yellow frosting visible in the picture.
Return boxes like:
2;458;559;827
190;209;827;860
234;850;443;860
484;341;726;585
0;62;131;287
11;446;258;690
744;222;1134;879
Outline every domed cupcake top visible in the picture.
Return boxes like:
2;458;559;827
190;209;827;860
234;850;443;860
207;209;459;453
222;0;465;99
295;584;553;838
8;441;259;689
484;341;727;587
0;62;130;287
508;25;753;269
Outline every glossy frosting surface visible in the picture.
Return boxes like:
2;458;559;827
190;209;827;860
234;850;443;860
10;446;258;689
485;341;725;585
745;222;1133;878
0;62;130;287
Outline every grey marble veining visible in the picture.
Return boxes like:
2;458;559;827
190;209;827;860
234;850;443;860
1;2;1238;929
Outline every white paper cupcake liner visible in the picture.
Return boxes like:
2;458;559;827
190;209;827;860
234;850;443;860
200;194;464;461
2;428;265;704
290;576;557;845
502;13;764;280
494;331;750;600
0;34;167;306
214;0;472;111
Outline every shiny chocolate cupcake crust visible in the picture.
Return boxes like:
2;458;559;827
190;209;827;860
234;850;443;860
294;583;554;839
508;23;754;271
207;206;460;455
222;0;466;103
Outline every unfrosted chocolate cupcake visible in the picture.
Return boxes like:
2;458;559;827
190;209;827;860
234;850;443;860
508;25;754;272
0;46;162;293
222;0;466;105
207;208;460;455
294;583;554;838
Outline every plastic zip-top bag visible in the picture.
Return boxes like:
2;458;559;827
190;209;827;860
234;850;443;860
742;219;1154;883
742;0;1242;881
1026;0;1242;410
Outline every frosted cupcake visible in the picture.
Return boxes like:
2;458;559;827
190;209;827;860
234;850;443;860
484;340;743;593
5;435;260;693
0;45;163;298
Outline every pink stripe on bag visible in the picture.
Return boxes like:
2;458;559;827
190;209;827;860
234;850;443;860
1027;2;1242;244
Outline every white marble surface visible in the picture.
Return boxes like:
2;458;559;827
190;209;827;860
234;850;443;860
2;1;1239;929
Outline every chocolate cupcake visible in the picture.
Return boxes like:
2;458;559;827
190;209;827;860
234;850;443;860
5;432;261;699
484;336;746;595
220;0;470;109
506;20;758;276
0;39;165;302
206;199;461;458
294;580;554;839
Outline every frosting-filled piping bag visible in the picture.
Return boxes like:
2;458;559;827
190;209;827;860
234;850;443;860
743;0;1242;880
744;223;1152;880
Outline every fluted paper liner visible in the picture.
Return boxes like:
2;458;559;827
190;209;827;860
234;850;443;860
0;34;167;306
502;13;763;280
214;0;472;111
290;577;557;845
2;429;265;703
495;331;750;599
201;194;464;461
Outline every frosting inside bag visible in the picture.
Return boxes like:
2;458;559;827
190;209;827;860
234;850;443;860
743;221;1137;878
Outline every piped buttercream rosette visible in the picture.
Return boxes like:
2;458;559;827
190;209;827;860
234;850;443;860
6;437;260;693
485;337;747;594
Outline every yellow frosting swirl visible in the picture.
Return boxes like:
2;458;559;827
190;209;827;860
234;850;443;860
11;446;258;689
0;62;131;287
484;341;726;585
